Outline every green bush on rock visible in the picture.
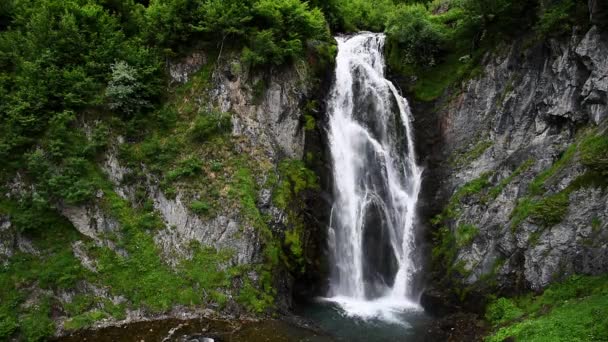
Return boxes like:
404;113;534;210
385;4;446;67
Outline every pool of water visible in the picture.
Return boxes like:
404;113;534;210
296;299;433;342
56;302;434;342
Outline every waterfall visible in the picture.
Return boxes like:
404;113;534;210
325;33;423;321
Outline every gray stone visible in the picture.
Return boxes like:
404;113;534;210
426;25;608;293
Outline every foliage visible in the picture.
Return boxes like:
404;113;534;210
273;159;318;210
189;111;232;142
63;310;107;331
511;192;569;229
385;4;446;67
535;0;590;38
529;144;576;195
486;275;608;342
237;279;275;313
485;297;524;326
450;139;493;168
242;0;329;66
455;224;478;247
486;159;534;201
105;61;153;116
190;200;211;216
314;0;395;32
580;133;608;176
511;131;608;230
166;157;203;182
20;299;55;342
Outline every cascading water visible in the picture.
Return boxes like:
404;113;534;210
325;32;423;322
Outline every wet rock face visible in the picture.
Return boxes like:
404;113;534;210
589;0;608;27
415;23;608;295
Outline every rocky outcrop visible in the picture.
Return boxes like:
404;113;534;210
211;61;312;159
0;216;38;262
415;23;608;296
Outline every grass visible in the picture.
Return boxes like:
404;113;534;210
511;130;608;230
455;224;479;247
63;311;108;331
450;139;493;168
528;144;577;196
580;133;608;176
486;275;608;342
510;192;569;229
486;159;534;201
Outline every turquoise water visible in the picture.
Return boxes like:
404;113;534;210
297;300;433;342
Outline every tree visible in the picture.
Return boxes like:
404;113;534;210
106;61;150;116
385;4;446;67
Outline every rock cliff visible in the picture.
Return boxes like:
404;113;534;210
413;20;608;305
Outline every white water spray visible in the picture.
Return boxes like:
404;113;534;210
325;33;423;321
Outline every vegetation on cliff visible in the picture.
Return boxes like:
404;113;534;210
0;0;604;340
486;275;608;341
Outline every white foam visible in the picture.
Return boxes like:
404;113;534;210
320;295;422;325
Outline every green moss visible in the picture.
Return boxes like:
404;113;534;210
20;298;55;342
529;192;569;227
237;278;274;314
591;217;602;233
303;114;316;131
273;159;318;210
63;310;108;331
529;144;577;196
580;133;608;176
486;275;608;342
411;49;479;102
190;200;211;216
438;172;493;221
486;297;524;326
284;228;304;269
486;159;534;201
271;159;318;273
511;132;608;230
189;110;232;142
455;224;479;247
451;140;493;168
511;192;569;230
63;295;96;317
166;157;203;183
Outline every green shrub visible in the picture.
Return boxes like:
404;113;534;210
535;0;589;38
486;297;524;326
20;300;55;342
530;192;569;227
190;200;211;216
386;4;446;67
189;111;232;142
455;224;479;247
486;275;608;342
284;228;304;269
237;279;274;313
166;157;203;182
0;309;18;340
324;0;394;32
580;133;608;176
